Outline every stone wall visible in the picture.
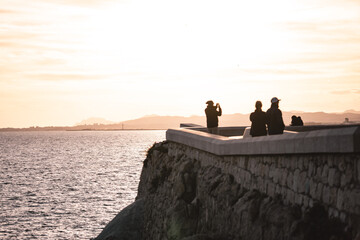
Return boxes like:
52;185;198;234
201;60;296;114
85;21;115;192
94;126;360;240
167;142;360;223
134;141;360;240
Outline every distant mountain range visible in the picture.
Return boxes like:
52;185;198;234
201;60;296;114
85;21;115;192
344;109;360;114
118;111;360;129
1;111;360;131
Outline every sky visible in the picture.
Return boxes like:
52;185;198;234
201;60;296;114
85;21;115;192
0;0;359;128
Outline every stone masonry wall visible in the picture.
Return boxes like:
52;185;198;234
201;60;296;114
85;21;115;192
167;142;360;223
94;131;360;240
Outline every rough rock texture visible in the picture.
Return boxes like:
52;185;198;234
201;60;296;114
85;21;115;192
95;141;360;240
136;141;358;240
93;199;144;240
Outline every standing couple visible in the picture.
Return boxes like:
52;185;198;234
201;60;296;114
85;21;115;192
250;97;285;137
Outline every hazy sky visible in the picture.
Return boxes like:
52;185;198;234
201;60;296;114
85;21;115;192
1;0;359;127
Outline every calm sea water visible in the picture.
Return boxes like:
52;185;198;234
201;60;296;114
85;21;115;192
0;130;165;239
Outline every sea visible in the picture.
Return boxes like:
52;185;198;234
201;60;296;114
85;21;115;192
0;130;166;240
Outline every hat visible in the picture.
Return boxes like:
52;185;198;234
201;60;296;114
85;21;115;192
206;100;214;105
271;97;280;103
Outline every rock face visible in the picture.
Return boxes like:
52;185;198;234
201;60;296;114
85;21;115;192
93;199;144;240
95;141;359;240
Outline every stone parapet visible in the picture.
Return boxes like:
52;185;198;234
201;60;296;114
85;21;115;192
167;142;360;223
166;126;360;155
166;125;360;225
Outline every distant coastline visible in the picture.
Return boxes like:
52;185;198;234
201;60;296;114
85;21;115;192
0;127;167;132
1;110;360;132
66;129;165;131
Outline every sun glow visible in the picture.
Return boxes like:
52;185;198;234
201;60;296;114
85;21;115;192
0;0;359;127
81;0;298;76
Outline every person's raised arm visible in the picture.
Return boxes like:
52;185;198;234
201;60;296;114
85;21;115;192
217;105;222;116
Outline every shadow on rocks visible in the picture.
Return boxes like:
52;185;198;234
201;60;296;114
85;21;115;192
290;204;351;240
93;199;144;240
180;234;229;240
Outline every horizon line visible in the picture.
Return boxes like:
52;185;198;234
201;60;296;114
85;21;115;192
1;109;360;129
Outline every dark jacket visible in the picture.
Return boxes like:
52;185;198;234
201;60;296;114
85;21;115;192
250;110;267;137
205;105;222;128
266;105;285;135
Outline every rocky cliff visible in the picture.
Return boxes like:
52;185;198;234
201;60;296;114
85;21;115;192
94;141;359;240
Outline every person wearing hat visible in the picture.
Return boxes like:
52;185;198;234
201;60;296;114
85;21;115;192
205;100;222;134
250;101;267;137
266;97;285;135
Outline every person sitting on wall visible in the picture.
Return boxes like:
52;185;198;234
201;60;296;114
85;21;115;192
205;100;222;134
250;101;267;137
291;115;304;126
266;97;285;135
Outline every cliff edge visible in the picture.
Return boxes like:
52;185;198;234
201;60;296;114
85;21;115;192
94;141;359;240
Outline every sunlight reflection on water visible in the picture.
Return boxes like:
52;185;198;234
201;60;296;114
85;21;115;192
0;130;165;239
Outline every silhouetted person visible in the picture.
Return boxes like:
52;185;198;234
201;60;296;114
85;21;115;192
266;97;285;135
250;101;267;137
205;100;222;134
297;116;303;126
291;115;304;126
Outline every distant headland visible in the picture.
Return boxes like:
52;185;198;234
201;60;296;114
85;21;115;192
1;110;360;131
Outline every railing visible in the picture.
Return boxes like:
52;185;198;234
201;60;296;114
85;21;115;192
167;124;360;155
180;124;360;137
